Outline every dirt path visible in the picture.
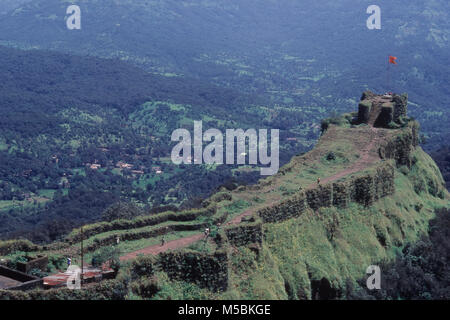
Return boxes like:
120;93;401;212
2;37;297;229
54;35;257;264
120;127;384;261
120;233;204;261
119;199;280;261
307;126;381;188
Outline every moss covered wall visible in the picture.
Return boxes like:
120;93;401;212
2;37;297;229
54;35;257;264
379;121;419;167
159;250;229;292
224;220;263;247
258;162;396;223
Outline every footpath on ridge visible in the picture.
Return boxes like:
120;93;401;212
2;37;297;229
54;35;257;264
120;125;385;261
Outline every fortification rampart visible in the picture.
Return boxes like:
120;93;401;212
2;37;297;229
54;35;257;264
159;250;229;292
258;161;395;224
379;121;419;167
357;91;408;128
224;219;263;247
84;210;228;253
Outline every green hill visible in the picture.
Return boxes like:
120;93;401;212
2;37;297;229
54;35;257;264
0;45;310;242
1;93;448;299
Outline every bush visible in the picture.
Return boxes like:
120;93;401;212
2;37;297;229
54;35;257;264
131;277;160;298
0;240;39;256
131;255;158;279
326;152;336;161
91;246;121;271
102;201;144;222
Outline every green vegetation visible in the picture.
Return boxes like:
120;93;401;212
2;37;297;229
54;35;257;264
0;46;313;243
1;114;448;300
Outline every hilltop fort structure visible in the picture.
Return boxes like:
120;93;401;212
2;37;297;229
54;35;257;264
357;91;408;128
0;91;447;301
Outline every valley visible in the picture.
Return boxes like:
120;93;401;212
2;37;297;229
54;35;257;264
0;0;449;302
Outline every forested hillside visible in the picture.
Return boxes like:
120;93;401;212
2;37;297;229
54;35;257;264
0;45;310;243
430;146;450;191
0;0;448;149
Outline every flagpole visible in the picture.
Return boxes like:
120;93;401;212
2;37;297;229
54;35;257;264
387;56;390;91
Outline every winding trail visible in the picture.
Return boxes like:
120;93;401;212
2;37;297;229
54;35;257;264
120;127;385;261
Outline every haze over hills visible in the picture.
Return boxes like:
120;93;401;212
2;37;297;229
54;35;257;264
0;0;449;301
0;0;30;15
0;45;310;242
0;0;448;148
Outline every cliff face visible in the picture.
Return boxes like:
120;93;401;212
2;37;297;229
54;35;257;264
117;100;448;299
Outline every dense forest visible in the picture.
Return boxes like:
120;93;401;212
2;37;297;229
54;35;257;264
0;45;310;243
347;207;450;300
430;146;450;191
0;0;448;244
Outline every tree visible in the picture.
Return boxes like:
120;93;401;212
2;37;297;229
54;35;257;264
101;201;144;222
91;246;121;272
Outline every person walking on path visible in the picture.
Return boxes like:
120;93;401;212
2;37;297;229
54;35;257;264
161;227;169;246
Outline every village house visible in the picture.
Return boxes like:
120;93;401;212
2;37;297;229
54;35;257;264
116;161;133;169
89;163;101;170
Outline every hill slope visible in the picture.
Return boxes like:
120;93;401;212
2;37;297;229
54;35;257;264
1;98;448;299
0;0;448;149
0;45;313;242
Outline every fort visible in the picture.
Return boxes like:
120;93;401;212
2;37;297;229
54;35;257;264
357;91;408;128
0;91;447;300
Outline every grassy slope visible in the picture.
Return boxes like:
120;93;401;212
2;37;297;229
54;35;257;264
220;147;449;299
2;123;448;300
138;125;449;300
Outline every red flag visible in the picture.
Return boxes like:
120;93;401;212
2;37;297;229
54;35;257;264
389;56;398;64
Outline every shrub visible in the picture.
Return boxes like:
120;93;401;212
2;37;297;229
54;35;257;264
131;277;160;298
91;246;121;271
102;201;144;222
